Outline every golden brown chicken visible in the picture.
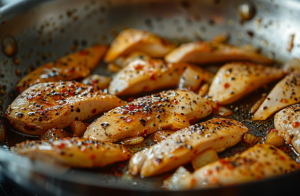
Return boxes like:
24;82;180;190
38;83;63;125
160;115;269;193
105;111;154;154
11;138;131;167
165;144;298;190
274;104;300;153
104;29;175;62
16;45;107;93
129;118;248;177
165;41;273;65
208;62;284;105
84;90;212;142
6;81;125;135
253;71;300;120
108;59;213;96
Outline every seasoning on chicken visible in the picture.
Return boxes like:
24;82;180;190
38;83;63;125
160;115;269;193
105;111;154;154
274;104;300;153
129;118;248;177
208;62;284;105
165;41;273;65
108;59;213;96
5;81;125;135
104;29;175;62
165;144;299;190
81;75;112;90
253;71;300;120
11;138;131;167
15;45;107;93
84;90;213;142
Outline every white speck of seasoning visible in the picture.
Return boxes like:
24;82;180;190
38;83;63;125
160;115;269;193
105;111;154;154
147;117;151;120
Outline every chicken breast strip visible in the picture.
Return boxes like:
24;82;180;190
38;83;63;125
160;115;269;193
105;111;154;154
15;45;107;93
104;29;175;62
165;41;273;65
129;118;248;177
253;71;300;120
109;59;213;96
167;144;299;190
84;90;212;142
11;138;131;167
5;81;125;135
208;62;284;105
274;104;300;153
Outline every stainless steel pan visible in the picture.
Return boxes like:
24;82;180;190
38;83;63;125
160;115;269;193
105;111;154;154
1;0;300;195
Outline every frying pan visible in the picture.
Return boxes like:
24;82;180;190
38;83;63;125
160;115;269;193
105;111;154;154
1;0;300;195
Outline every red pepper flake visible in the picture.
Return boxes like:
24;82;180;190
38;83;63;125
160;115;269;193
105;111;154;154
84;123;90;127
118;163;124;168
79;50;89;56
57;143;65;149
220;136;223;139
280;99;288;103
126;118;133;123
190;178;196;187
128;104;135;111
92;108;97;114
203;169;213;176
224;83;230;89
150;73;156;80
89;154;96;160
292;122;300;128
267;128;278;133
173;100;178;104
24;125;33;130
118;129;122;131
134;64;144;70
128;97;135;102
279;156;286;161
16;87;22;94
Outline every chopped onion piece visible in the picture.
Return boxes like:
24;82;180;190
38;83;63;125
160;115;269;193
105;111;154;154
120;136;144;145
213;105;233;117
40;128;71;140
242;133;262;146
163;166;191;190
191;149;219;170
199;83;209;96
265;130;285;147
71;121;87;137
178;66;204;91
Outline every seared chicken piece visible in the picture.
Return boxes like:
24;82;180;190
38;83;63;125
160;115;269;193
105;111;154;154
129;118;248;177
253;71;300;120
165;41;273;65
104;29;175;62
16;45;107;93
5;81;125;135
84;90;212;142
167;144;298;190
109;59;213;96
275;104;300;153
208;62;284;105
11;138;131;167
81;75;112;90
